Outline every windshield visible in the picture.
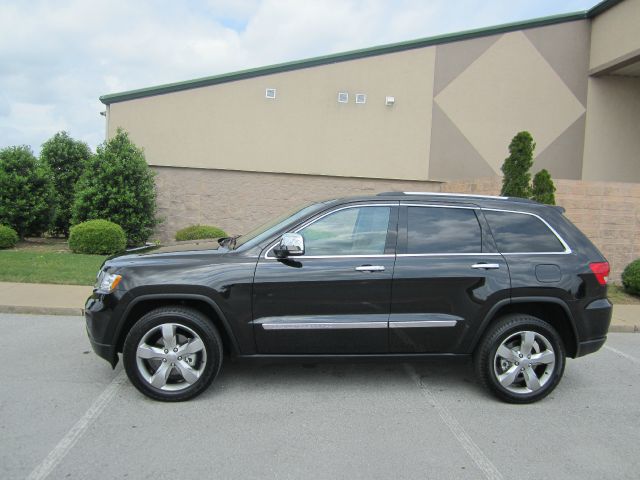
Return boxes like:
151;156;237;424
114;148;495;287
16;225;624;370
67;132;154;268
234;202;326;250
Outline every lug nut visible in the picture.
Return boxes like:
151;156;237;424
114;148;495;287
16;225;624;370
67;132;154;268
164;349;168;354
515;362;519;366
162;358;167;362
178;356;182;360
173;347;178;352
527;355;531;359
519;354;523;358
528;364;532;367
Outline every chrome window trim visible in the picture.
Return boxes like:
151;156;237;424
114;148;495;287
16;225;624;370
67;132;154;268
263;203;397;259
482;207;572;254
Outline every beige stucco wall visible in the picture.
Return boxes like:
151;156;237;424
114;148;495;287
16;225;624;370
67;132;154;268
109;48;436;181
582;75;640;182
590;0;640;71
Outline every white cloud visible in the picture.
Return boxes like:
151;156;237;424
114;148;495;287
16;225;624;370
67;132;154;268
0;0;598;154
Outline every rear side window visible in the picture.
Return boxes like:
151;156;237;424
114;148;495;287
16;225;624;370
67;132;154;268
483;210;565;253
407;206;481;254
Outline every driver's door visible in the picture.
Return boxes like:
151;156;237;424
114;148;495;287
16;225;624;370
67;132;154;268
252;203;398;354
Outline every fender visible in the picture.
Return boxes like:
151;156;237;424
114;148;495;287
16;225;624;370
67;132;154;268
115;293;241;355
470;296;579;353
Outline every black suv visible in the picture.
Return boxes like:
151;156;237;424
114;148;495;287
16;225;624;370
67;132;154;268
85;192;612;403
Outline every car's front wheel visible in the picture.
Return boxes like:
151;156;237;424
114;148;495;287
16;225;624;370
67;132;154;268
474;314;566;403
123;306;223;401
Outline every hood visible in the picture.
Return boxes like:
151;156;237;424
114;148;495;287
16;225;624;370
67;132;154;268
103;240;225;269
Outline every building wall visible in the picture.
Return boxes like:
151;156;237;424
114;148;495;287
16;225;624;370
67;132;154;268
108;20;591;183
583;76;640;182
152;166;638;283
590;0;640;72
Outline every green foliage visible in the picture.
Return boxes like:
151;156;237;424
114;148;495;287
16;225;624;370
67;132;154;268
0;145;56;238
500;131;535;198
622;259;640;296
175;224;227;241
0;225;18;249
40;131;92;236
68;220;126;255
531;169;556;205
72;129;158;246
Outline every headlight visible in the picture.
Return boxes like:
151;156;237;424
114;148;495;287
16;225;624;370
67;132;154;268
95;271;122;294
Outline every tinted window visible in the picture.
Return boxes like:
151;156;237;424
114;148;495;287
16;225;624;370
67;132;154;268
300;206;390;256
484;210;565;253
407;207;481;254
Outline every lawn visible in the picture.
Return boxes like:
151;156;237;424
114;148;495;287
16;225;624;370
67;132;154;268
607;284;640;305
0;238;106;285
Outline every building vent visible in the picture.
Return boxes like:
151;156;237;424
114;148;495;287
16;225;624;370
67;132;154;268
337;92;349;103
385;96;395;106
355;93;366;104
265;88;277;99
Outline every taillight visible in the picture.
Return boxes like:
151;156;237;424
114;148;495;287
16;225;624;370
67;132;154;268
589;262;610;285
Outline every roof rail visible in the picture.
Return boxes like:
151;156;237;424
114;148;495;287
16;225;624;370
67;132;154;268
376;191;510;200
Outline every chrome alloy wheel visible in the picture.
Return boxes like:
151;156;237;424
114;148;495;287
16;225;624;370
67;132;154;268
493;330;556;394
135;323;207;391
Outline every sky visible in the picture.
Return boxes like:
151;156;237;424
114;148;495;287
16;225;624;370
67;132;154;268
0;0;600;154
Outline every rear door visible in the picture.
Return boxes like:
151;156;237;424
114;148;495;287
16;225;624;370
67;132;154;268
389;203;510;353
253;202;398;354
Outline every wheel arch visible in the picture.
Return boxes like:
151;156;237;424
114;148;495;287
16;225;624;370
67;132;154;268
115;294;240;357
472;297;579;358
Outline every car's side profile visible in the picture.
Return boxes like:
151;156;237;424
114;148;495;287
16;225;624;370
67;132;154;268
85;192;612;403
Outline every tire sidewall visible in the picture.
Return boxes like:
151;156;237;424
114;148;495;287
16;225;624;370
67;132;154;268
123;309;222;402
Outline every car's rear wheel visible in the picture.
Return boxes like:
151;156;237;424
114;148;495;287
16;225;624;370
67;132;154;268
123;306;223;401
474;314;566;403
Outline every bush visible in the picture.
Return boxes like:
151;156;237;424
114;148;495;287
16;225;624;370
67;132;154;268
68;220;127;255
72;129;157;246
500;131;535;198
0;225;18;249
622;259;640;296
0;145;56;238
531;169;556;205
40;131;92;236
175;225;227;241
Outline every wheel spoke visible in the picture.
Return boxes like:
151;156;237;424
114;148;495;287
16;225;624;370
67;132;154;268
176;360;199;384
150;362;172;388
530;350;555;365
523;366;542;391
498;365;520;387
496;344;518;362
179;338;204;355
520;331;535;356
137;344;165;360
161;324;177;349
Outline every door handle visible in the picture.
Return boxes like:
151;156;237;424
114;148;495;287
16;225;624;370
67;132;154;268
355;265;385;272
471;263;500;269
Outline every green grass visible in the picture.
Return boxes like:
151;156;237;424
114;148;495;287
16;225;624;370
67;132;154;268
608;284;640;305
0;250;106;285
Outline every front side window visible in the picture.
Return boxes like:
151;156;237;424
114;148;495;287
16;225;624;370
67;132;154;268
407;206;481;254
300;206;391;256
483;210;565;253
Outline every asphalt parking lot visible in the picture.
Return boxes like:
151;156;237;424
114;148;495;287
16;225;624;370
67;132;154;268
3;313;640;480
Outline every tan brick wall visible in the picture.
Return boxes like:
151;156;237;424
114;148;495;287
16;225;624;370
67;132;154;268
442;177;640;282
153;166;639;283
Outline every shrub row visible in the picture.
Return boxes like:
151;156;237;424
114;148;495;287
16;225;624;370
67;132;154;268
175;225;227;241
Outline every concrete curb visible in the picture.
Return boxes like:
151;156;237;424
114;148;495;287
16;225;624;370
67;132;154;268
0;305;84;316
609;324;639;333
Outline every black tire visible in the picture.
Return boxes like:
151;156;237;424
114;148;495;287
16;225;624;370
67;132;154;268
123;306;223;402
474;314;566;404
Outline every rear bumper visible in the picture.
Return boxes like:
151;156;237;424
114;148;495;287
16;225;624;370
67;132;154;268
574;298;612;358
85;295;119;368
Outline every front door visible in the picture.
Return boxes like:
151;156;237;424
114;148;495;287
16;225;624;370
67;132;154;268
253;203;398;354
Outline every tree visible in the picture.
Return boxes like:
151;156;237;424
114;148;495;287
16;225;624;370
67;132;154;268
0;146;56;238
500;131;535;198
72;129;157;246
40;131;92;236
531;169;556;205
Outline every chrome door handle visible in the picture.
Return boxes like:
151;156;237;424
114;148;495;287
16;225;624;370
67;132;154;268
471;263;500;269
355;265;385;272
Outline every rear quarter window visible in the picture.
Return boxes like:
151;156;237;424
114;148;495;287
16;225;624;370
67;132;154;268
483;210;566;253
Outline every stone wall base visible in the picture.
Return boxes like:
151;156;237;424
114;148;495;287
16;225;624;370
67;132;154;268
153;166;639;282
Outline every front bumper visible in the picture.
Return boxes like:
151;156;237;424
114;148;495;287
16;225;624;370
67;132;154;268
85;295;119;368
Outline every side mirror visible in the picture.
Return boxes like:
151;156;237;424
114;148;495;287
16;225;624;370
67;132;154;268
274;233;305;258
